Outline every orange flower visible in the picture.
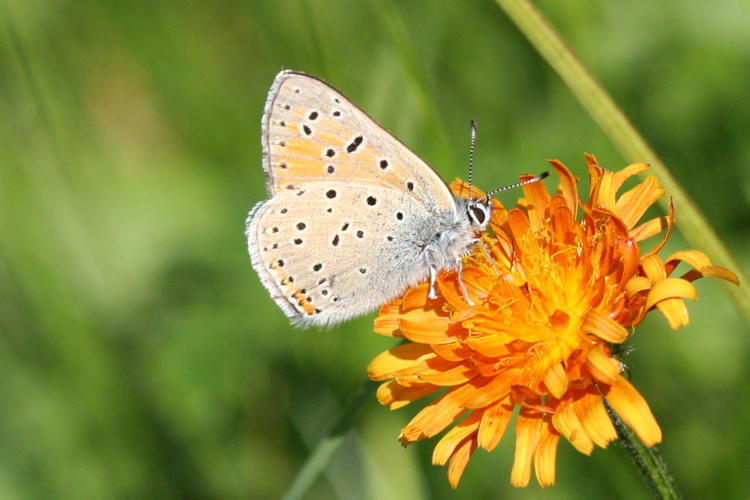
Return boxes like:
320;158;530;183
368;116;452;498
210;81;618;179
367;155;738;488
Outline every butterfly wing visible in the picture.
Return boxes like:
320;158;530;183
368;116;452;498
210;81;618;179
247;182;442;326
260;71;456;213
248;71;462;326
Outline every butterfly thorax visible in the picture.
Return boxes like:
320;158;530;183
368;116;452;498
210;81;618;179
419;195;491;274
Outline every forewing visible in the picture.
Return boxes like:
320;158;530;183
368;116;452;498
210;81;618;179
261;71;456;215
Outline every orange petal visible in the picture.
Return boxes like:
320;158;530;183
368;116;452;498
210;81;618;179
373;300;402;336
605;376;662;446
520;173;551;231
582;309;629;344
615;175;664;229
548;159;579;218
477;399;514;451
551;402;594;455
367;343;435;380
432;410;482;465
625;276;652;296
447;436;477;489
613;162;650;189
640;254;667;282
683;266;740;285
645;278;697;310
534;420;560;488
586;346;622;385
630;215;669;242
399;308;461;344
640;201;674;259
574;391;617;448
376;380;440;410
543;362;569;399
510;409;542;487
656;297;690;329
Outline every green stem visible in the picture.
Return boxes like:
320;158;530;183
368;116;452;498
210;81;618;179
282;379;377;500
603;398;681;499
495;0;750;324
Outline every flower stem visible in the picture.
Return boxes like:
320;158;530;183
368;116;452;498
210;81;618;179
603;397;681;499
494;0;750;325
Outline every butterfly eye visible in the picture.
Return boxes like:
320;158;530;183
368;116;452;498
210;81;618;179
468;203;489;225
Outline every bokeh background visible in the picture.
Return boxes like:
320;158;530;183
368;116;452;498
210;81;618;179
1;0;748;498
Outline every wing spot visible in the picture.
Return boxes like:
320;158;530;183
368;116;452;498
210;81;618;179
379;159;389;170
313;263;323;272
326;207;333;213
284;104;291;110
407;181;415;191
272;243;279;249
359;268;367;274
332;110;341;117
326;165;335;174
346;135;363;153
366;196;377;206
341;222;349;231
271;227;279;233
280;208;288;214
332;234;340;246
296;190;306;196
276;259;284;267
294;88;300;94
302;124;312;135
334;97;341;103
288;276;295;283
318;278;327;285
279;141;286;147
293;238;303;245
386;236;394;242
326;148;336;158
279;120;286;127
321;289;328;296
308;111;319;120
326;189;337;199
396;211;404;220
356;230;364;238
296;222;306;230
286;184;295;190
332;296;339;302
314;308;321;314
279;162;287;169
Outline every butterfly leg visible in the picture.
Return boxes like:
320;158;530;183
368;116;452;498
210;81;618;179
479;240;498;275
428;266;438;300
455;258;475;306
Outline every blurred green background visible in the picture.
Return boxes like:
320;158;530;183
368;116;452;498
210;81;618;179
1;0;748;498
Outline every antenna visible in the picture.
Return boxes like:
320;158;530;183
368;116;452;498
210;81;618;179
467;120;477;202
481;171;550;203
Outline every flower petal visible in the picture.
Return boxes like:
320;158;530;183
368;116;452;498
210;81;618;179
534;420;560;487
582;309;629;343
376;380;440;410
543;362;569;399
367;343;435;380
574;390;617;448
605;376;662;446
510;409;542;487
548;158;579;218
551;401;594;455
448;437;477;489
645;278;697;310
586;346;622;385
477;399;514;451
615;175;664;229
433;410;482;466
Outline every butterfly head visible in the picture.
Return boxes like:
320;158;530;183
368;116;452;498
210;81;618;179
466;197;491;230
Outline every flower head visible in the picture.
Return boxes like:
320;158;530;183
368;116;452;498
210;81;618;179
367;155;738;488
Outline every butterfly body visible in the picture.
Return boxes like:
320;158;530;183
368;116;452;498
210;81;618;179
246;71;490;327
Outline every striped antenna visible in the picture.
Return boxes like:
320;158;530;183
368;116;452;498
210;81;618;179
467;120;477;202
480;171;550;203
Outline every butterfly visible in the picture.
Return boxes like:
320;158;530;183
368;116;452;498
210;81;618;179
246;70;546;327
